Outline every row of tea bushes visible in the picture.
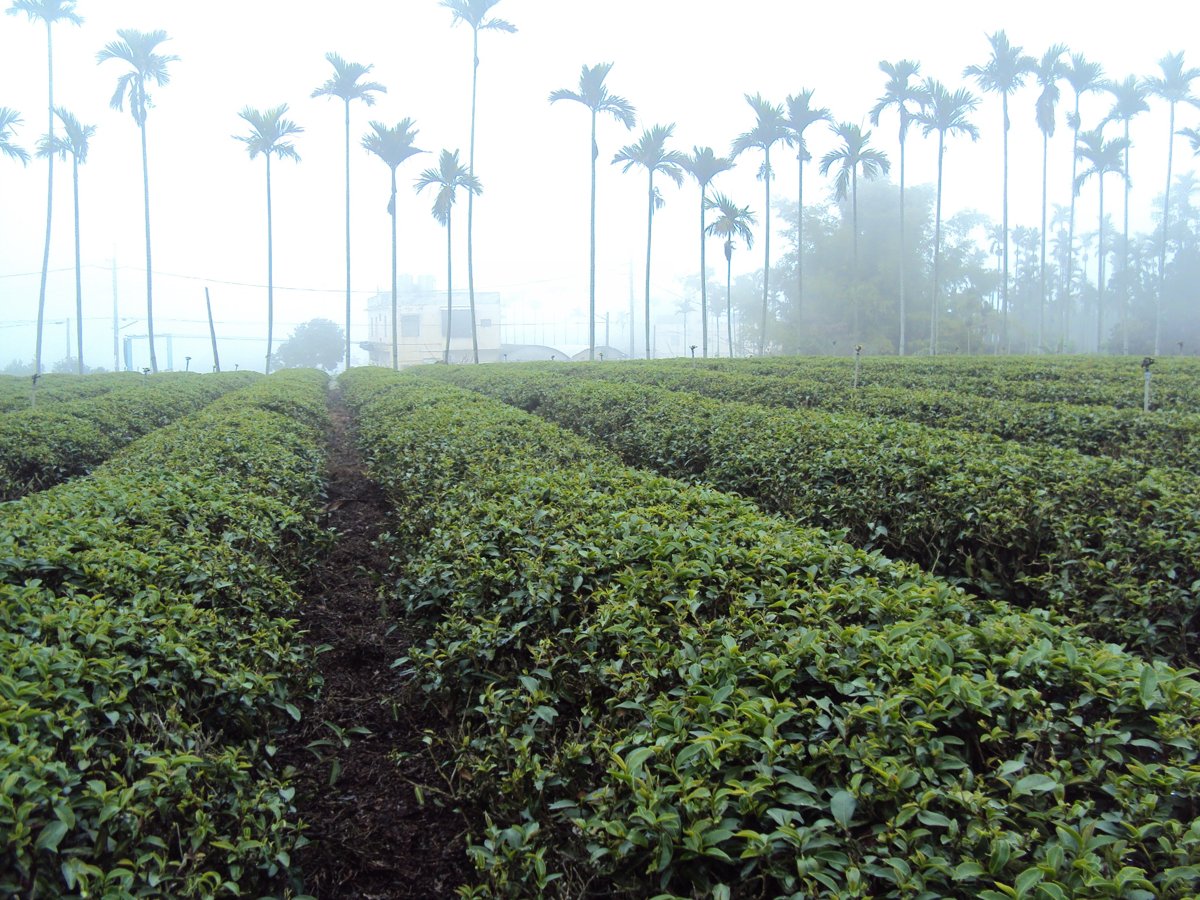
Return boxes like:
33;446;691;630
342;367;1200;898
0;371;261;501
545;360;1200;469
690;356;1200;412
431;366;1200;665
0;371;142;413
0;369;329;897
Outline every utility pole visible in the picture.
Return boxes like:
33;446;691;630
205;287;221;372
112;258;119;372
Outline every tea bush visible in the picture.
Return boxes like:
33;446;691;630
0;371;261;500
0;369;329;897
342;368;1200;899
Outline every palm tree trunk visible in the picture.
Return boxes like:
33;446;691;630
141;119;157;373
1121;128;1131;355
391;168;399;370
343;99;352;371
444;208;453;365
898;134;906;356
759;146;770;356
265;153;274;374
1096;181;1105;353
700;190;708;357
1001;95;1010;354
588;112;597;360
726;248;733;357
72;154;82;373
467;29;480;364
1039;132;1048;354
33;20;55;397
1155;103;1175;356
1066;105;1081;353
644;171;653;360
797;154;805;333
852;167;860;344
931;137;945;356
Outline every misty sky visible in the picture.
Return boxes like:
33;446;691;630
1;0;1197;370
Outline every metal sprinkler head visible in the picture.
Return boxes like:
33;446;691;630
1142;357;1154;372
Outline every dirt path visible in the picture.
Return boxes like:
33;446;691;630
281;391;472;898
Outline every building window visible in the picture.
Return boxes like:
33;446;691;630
401;315;421;337
441;308;473;338
480;318;493;327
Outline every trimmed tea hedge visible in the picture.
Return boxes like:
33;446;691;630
342;367;1200;899
0;371;140;414
0;371;260;500
539;360;1200;469
432;366;1200;665
0;369;329;897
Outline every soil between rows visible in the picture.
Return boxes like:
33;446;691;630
278;390;473;898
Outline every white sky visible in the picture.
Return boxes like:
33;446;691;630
1;0;1197;370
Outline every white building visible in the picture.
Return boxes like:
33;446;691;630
365;275;501;367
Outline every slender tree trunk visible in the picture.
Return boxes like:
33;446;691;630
1039;131;1049;354
700;189;708;357
444;208;453;365
1065;102;1081;353
390;167;399;370
725;246;733;357
644;171;653;359
141;119;157;373
1121;125;1131;355
1155;103;1175;356
205;286;221;371
759;145;771;356
898;133;907;355
265;153;274;374
467;29;480;363
852;168;860;344
931;137;945;355
343;99;352;371
72;155;82;373
33;21;55;397
797;153;805;335
1097;180;1107;353
1001;94;1010;354
588;111;597;360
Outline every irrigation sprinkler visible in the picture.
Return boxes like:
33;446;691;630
690;344;697;359
1142;356;1154;412
853;344;863;390
185;356;192;372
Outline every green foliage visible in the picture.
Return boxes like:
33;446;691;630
0;371;143;413
430;363;1200;665
272;320;345;372
0;371;261;500
341;367;1200;899
0;369;330;897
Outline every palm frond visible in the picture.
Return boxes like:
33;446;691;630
6;0;81;27
0;107;30;165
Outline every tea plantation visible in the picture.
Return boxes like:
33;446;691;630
1;358;1199;898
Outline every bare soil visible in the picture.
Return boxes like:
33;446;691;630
279;391;473;898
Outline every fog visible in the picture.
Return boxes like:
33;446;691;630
1;0;1197;371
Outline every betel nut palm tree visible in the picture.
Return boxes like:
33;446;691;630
965;30;1034;352
549;62;636;360
1104;75;1149;353
8;0;81;392
416;149;481;365
97;28;177;374
732;93;793;356
1032;44;1067;353
1061;52;1105;348
312;52;386;371
704;191;755;358
916;78;980;355
234;105;302;374
1074;129;1129;352
0;107;30;168
785;88;832;338
819;122;890;346
441;0;515;364
1144;51;1200;354
37;108;94;374
681;146;732;358
613;123;686;360
362;119;424;369
869;62;925;355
